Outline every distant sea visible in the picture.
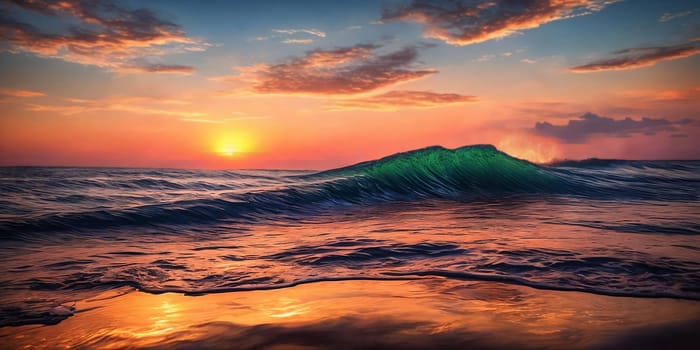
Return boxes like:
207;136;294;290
1;145;699;327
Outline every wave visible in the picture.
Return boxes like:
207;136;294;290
1;144;697;237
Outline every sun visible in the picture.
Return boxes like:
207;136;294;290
219;145;236;157
210;130;257;158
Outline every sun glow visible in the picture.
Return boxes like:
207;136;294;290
497;135;560;164
219;145;236;157
210;130;257;158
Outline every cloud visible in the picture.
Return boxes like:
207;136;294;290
570;42;700;72
379;0;618;46
620;86;700;102
180;117;224;124
659;8;697;22
0;0;204;72
25;95;203;117
330;90;476;110
0;87;44;97
254;28;326;44
231;44;436;95
119;64;195;74
25;104;87;115
532;112;683;143
281;39;314;44
272;28;326;38
474;54;496;62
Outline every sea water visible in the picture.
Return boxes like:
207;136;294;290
1;145;698;326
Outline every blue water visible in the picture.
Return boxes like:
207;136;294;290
0;145;698;326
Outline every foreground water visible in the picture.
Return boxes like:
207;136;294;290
3;280;699;349
0;145;698;336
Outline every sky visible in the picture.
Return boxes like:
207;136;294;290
0;0;699;169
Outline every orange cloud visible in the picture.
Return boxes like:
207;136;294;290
380;0;617;46
570;42;700;72
619;86;700;102
0;0;203;72
330;90;476;110
230;44;436;95
25;96;204;117
0;87;45;97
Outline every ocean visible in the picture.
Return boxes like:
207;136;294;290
1;145;699;348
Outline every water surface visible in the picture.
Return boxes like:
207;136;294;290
1;145;698;328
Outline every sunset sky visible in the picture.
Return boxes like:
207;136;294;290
1;0;698;169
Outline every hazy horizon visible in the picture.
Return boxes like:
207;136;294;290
2;143;700;171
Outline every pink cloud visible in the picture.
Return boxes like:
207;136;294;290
330;90;476;110
0;0;203;72
0;87;45;97
232;44;436;95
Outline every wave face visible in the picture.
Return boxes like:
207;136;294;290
0;145;699;326
312;145;562;195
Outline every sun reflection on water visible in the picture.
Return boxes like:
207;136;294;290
2;275;700;349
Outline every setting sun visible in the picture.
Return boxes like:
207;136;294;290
218;145;236;157
210;130;257;158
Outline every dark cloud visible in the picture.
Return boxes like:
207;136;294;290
570;42;700;72
331;90;476;110
236;44;436;95
533;112;680;143
0;0;204;72
380;0;617;46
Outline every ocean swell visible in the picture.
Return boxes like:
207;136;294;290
1;145;698;237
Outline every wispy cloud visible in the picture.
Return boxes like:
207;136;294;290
254;28;326;44
119;64;195;74
659;8;697;22
532;112;686;143
0;0;204;72
180;117;224;124
25;104;87;115
0;87;45;97
272;28;326;38
570;41;700;72
180;113;269;124
330;90;476;110
25;96;203;117
620;86;700;102
380;0;618;46
474;54;496;62
228;44;436;95
281;38;314;45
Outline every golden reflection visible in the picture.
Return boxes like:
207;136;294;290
1;280;699;349
266;297;310;318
